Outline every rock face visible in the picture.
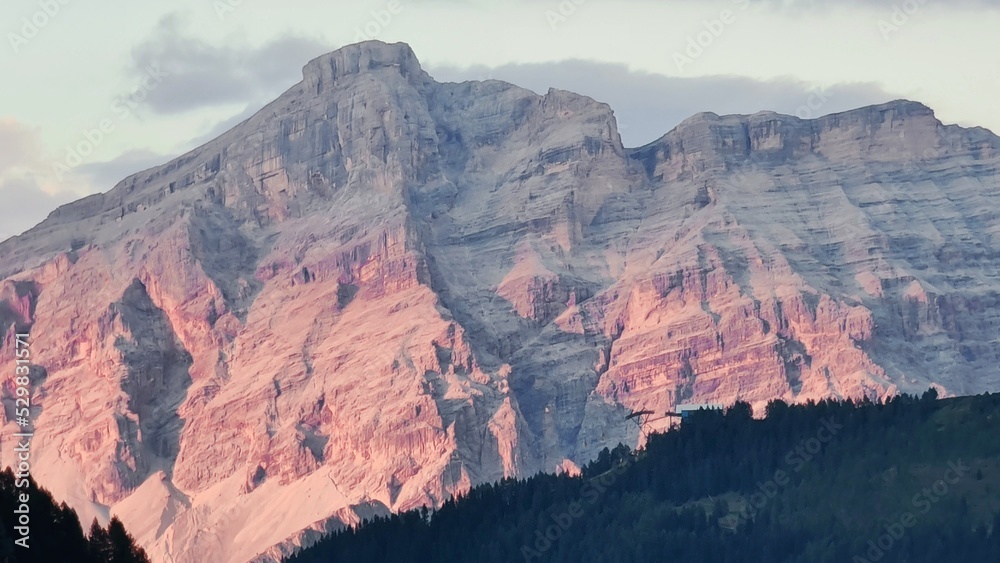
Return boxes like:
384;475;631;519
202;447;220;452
2;41;1000;562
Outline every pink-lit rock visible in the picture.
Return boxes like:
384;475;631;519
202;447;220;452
0;41;998;562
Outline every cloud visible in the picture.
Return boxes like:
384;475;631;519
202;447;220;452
0;119;81;239
0;148;173;242
0;175;79;242
0;119;43;175
764;0;999;8
128;13;336;115
73;149;175;192
427;60;900;146
0;119;164;241
183;103;261;151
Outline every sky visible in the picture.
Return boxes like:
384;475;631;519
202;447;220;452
2;0;999;241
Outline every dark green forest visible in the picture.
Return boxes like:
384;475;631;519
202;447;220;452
288;390;1000;563
0;469;149;563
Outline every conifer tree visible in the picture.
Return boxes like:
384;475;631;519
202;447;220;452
107;517;151;563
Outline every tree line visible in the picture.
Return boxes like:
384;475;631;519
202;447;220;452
287;390;1000;562
0;468;149;562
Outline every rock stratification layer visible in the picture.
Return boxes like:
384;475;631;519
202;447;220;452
1;41;999;562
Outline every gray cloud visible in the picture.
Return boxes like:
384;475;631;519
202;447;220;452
0;119;42;175
0;119;79;241
427;60;899;146
184;104;261;151
765;0;999;8
74;149;175;192
128;13;335;115
0;149;173;242
0;176;78;242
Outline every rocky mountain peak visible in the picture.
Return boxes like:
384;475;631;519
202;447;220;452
630;97;956;183
302;40;429;94
2;41;1000;563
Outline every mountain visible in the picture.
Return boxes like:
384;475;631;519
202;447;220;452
1;40;999;562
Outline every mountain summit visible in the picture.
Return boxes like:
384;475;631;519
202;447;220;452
2;41;999;562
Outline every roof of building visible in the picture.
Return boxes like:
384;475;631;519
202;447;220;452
676;403;725;411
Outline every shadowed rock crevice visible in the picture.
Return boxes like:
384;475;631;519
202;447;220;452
112;278;193;481
187;206;263;321
776;335;811;395
0;280;39;340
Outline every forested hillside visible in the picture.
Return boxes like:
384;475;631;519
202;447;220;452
289;391;1000;563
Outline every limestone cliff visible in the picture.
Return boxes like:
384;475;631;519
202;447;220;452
1;41;998;562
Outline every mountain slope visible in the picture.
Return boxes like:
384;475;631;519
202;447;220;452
0;40;999;561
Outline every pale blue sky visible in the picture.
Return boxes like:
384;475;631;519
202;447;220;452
2;0;998;240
